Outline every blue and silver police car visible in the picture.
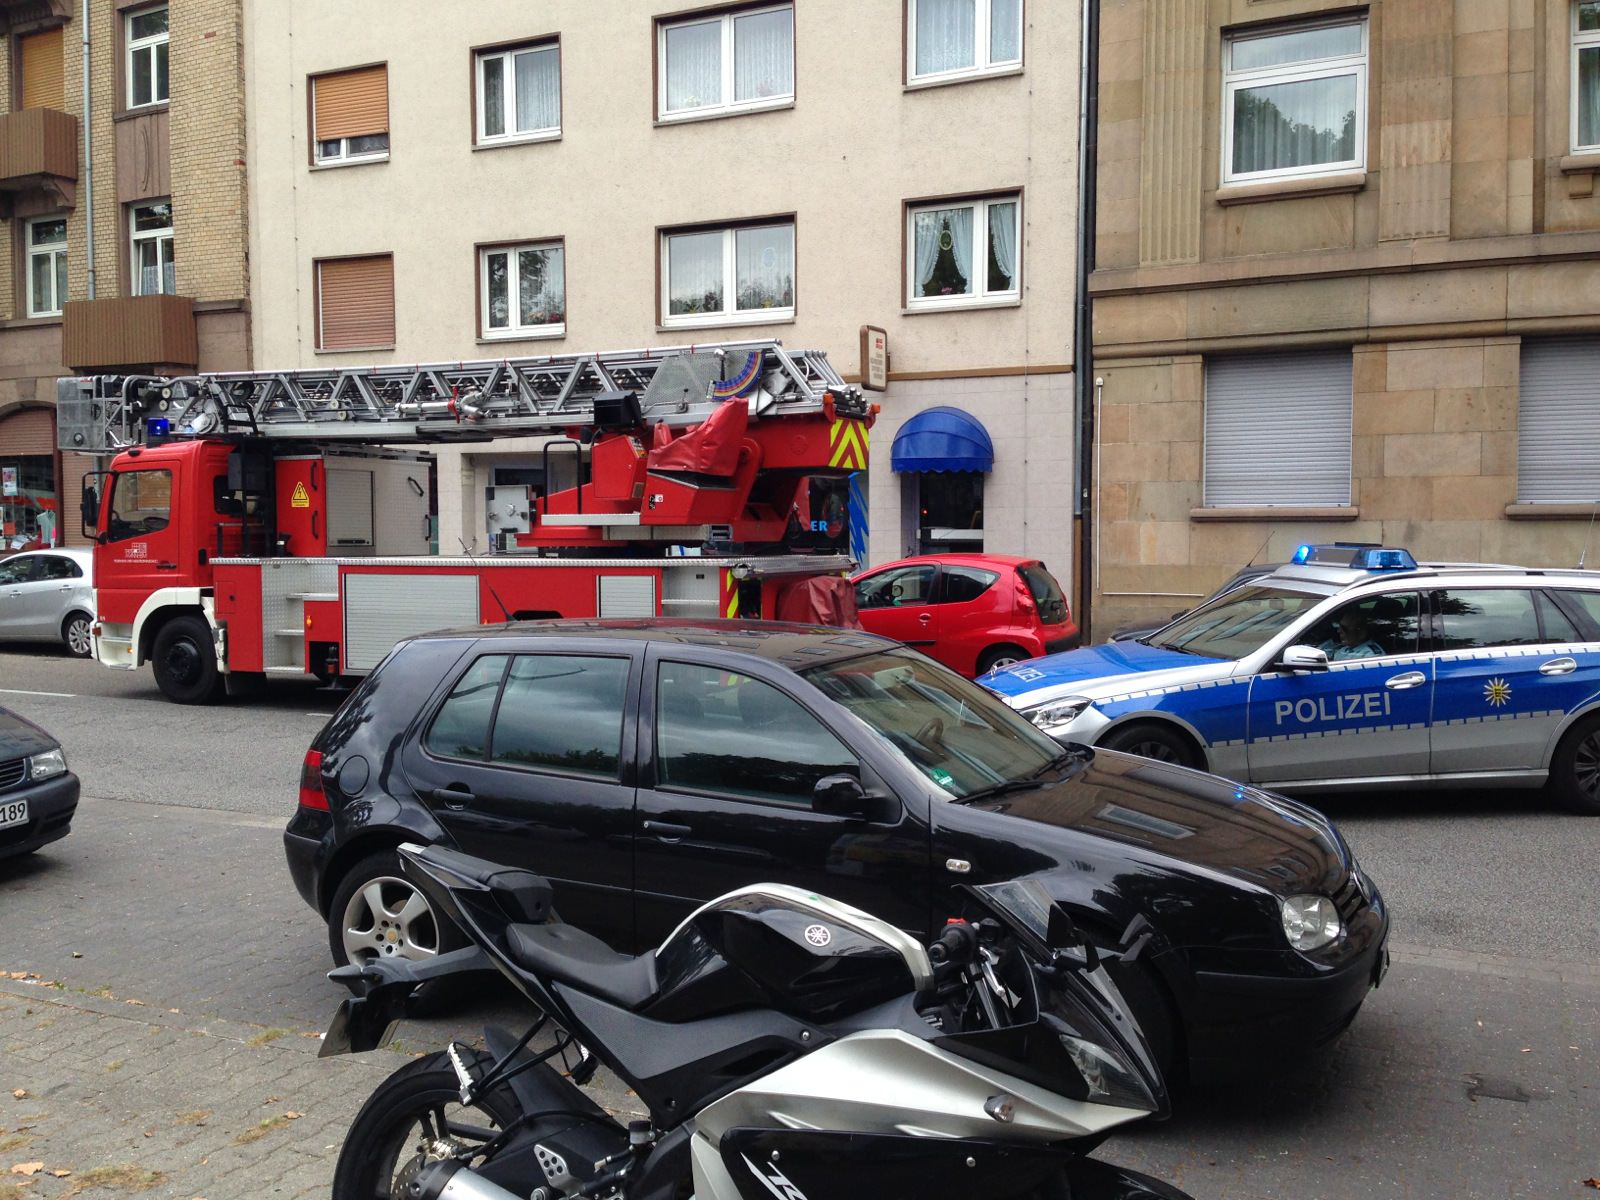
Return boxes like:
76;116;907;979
983;544;1600;813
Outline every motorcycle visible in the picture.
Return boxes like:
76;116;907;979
320;842;1193;1200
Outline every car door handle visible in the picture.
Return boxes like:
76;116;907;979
917;613;932;624
1385;671;1426;690
1540;657;1578;676
156;562;178;571
58;584;72;591
429;785;475;808
642;819;692;840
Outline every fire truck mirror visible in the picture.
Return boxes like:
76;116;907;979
81;473;106;538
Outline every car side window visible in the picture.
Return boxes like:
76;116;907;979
1535;592;1580;642
1435;589;1543;651
655;661;858;806
425;655;510;761
36;556;80;580
939;566;999;604
0;558;38;584
856;564;937;610
489;655;630;779
1548;590;1600;640
1301;593;1421;660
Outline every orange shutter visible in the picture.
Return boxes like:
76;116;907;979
20;28;65;111
312;65;389;141
317;256;395;350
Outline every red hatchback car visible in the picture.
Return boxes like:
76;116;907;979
851;554;1078;677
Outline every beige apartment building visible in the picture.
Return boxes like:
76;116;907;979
243;0;1080;579
0;0;249;552
1089;0;1600;635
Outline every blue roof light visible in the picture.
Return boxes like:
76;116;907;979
1291;543;1416;571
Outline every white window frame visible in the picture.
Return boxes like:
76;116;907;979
906;0;1024;87
129;201;174;297
657;3;795;122
479;241;566;341
659;221;796;330
475;42;561;146
1573;3;1600;152
1221;17;1368;186
25;217;67;318
904;194;1022;311
125;4;168;109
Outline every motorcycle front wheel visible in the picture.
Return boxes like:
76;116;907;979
332;1050;521;1200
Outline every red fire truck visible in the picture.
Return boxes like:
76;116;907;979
57;341;873;703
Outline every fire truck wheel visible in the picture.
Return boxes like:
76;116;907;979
151;615;226;705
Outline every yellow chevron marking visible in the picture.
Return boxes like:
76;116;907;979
723;569;739;619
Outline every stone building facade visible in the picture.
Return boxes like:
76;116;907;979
1089;0;1600;636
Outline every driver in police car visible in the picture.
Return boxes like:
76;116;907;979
1320;610;1384;660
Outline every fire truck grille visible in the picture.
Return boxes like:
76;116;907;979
0;758;25;791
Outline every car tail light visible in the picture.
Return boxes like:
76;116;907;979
298;749;329;811
1015;573;1037;615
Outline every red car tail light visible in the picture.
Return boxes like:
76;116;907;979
298;749;329;811
1014;572;1038;616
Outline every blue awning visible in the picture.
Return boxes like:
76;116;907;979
889;406;994;474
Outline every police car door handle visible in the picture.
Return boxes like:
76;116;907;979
1385;671;1426;690
1539;657;1577;676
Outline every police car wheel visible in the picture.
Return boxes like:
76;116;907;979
1551;716;1600;815
1099;722;1199;770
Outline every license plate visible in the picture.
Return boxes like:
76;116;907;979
0;797;27;829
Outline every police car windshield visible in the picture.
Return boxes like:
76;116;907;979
1149;586;1326;661
804;649;1067;799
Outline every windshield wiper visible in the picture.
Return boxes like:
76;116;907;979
954;749;1088;804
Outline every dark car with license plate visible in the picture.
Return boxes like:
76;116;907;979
0;706;78;859
283;619;1388;1076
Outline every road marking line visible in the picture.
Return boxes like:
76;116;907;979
0;688;77;698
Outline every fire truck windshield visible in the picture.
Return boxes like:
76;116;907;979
106;469;173;543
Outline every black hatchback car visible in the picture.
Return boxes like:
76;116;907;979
1;706;78;860
284;619;1388;1074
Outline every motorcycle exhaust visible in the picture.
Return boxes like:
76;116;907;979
402;1160;523;1200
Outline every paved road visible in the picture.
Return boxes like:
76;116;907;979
2;646;1599;1198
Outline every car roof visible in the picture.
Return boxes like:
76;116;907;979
7;548;91;562
859;553;1034;571
412;618;901;671
1255;560;1600;596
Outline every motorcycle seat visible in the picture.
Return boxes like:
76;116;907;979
506;923;658;1009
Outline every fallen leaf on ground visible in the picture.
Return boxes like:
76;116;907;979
124;999;144;1007
1582;1179;1599;1190
284;1112;302;1120
49;1172;68;1179
9;1165;42;1177
8;1093;23;1101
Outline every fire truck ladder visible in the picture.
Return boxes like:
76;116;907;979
56;340;865;455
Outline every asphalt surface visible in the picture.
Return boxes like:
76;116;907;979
2;643;1599;1199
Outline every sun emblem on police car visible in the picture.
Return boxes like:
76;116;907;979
804;924;832;947
1484;677;1512;707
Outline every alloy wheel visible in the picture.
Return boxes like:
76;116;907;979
1573;732;1600;801
1130;740;1182;763
66;617;92;657
342;876;442;966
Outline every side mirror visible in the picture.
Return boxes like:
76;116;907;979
1278;644;1329;673
80;481;100;537
812;773;870;817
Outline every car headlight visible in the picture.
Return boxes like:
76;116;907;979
28;749;66;781
1280;894;1341;952
1025;696;1092;732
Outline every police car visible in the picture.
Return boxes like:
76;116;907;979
982;544;1600;813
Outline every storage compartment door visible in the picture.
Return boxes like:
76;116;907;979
343;573;480;671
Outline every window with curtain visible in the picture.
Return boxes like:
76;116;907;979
661;220;794;327
477;41;561;144
26;217;67;318
905;194;1020;309
1575;3;1600;150
908;0;1022;83
125;5;168;108
1223;18;1366;184
129;201;174;297
659;4;794;119
480;241;566;339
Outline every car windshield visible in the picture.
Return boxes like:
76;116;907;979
803;649;1065;798
1148;585;1326;661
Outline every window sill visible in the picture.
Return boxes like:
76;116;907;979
310;156;391;172
0;314;63;330
1505;502;1600;520
659;313;795;332
1189;506;1359;522
1215;172;1367;206
114;102;169;123
474;130;562;151
902;296;1022;315
315;344;396;355
1560;153;1600;175
904;64;1024;92
478;327;566;345
655;99;794;128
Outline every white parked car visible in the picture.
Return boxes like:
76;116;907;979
0;549;95;657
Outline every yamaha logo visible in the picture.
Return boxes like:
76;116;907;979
803;924;832;947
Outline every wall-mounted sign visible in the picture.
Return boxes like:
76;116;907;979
860;325;888;392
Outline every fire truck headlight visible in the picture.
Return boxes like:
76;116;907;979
29;749;67;781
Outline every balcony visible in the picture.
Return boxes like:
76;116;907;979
63;294;198;372
0;107;77;215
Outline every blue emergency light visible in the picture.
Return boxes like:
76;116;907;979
145;417;170;437
1292;542;1417;570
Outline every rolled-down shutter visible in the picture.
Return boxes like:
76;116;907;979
1203;350;1353;507
20;28;65;111
1517;339;1600;504
317;255;394;350
312;64;388;141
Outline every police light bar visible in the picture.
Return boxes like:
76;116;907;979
1292;542;1417;570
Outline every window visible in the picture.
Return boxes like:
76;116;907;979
1518;339;1600;503
19;27;65;111
908;0;1022;84
1019;563;1070;625
34;555;82;580
1222;17;1366;184
1553;589;1600;636
476;41;560;144
311;65;390;165
130;202;174;296
655;662;857;805
1203;350;1353;507
661;220;794;327
105;469;172;543
0;558;33;585
315;255;395;351
25;217;66;317
940;566;999;604
1147;585;1325;662
426;655;509;761
857;564;938;610
1576;3;1600;150
1436;590;1546;652
906;194;1020;309
658;4;793;120
1302;594;1422;660
490;655;630;777
480;242;565;339
126;5;168;109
